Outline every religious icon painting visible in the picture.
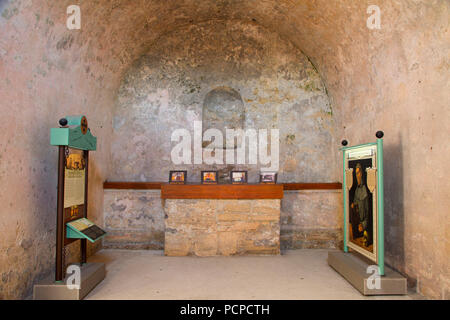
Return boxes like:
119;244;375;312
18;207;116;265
169;171;187;184
201;171;218;184
259;172;277;184
231;171;248;184
344;145;379;262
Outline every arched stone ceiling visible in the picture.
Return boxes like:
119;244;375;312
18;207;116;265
2;0;447;116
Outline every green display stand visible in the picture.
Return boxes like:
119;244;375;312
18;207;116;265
34;116;105;300
340;138;384;274
328;131;406;296
50;115;97;150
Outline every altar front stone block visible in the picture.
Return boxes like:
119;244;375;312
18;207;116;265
164;199;281;256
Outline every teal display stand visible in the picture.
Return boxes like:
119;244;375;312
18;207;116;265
340;138;384;275
50;115;97;151
34;116;106;300
52;115;99;282
328;131;406;296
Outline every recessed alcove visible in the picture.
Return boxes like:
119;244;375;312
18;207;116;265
202;86;245;149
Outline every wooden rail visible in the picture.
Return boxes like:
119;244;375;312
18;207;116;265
103;181;163;189
161;184;284;199
104;181;342;191
283;183;342;190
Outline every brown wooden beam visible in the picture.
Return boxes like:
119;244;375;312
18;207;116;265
161;184;284;199
103;181;342;191
103;181;163;189
283;183;342;190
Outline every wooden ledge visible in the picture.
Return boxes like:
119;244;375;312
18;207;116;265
161;184;284;199
283;183;342;190
103;181;163;189
103;181;342;192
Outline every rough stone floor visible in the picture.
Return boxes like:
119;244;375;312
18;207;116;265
86;249;419;300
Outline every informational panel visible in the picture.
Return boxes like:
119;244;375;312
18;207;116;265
67;218;106;242
64;149;85;209
63;148;86;246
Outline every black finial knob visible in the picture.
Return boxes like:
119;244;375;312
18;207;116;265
341;140;348;146
376;131;384;139
59;118;68;126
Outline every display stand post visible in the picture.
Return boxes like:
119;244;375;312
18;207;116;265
56;145;66;281
81;150;89;264
376;137;384;276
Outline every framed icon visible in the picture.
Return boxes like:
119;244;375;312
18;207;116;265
343;142;382;265
201;171;218;184
259;172;277;184
169;170;187;184
231;171;248;184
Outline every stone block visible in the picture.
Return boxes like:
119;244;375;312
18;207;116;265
218;232;238;255
222;201;252;214
193;233;217;256
165;233;191;256
164;199;281;256
328;251;407;295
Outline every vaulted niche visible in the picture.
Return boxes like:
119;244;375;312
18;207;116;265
111;20;334;183
202;87;245;149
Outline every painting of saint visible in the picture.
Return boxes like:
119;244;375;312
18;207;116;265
348;158;373;253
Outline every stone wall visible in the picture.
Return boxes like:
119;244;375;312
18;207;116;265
281;190;343;249
103;190;164;249
110;20;336;184
0;1;117;299
103;189;342;251
164;199;281;256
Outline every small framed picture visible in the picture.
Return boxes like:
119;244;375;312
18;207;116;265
231;171;248;184
169;171;187;184
259;172;277;184
201;171;218;184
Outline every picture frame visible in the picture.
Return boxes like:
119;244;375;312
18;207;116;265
169;170;187;184
259;172;277;184
230;171;248;184
342;142;383;267
201;171;218;184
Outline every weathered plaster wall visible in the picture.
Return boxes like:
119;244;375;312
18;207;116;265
0;1;117;299
281;190;343;250
335;3;450;300
103;190;164;249
110;21;335;184
1;0;448;299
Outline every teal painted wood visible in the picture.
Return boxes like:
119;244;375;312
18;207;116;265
340;142;377;151
50;116;97;150
377;138;385;275
68;126;97;150
343;150;348;252
65;115;84;126
50;128;69;146
66;224;106;243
